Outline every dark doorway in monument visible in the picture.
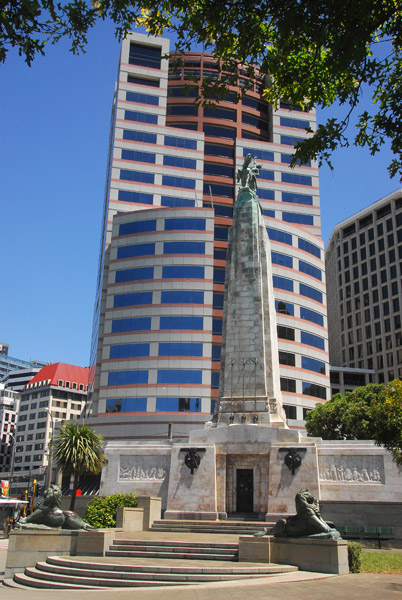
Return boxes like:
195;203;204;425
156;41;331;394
236;469;254;513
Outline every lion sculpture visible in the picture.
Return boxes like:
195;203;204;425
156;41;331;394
17;484;95;530
272;489;341;539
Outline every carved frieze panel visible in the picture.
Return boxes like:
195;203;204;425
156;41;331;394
319;455;384;484
119;455;169;481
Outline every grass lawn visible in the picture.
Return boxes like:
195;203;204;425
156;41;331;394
361;551;402;573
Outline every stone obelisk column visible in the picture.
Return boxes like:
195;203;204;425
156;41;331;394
215;155;286;426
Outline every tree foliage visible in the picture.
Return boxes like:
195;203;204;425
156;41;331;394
305;380;402;464
84;492;138;528
53;422;105;510
2;1;402;179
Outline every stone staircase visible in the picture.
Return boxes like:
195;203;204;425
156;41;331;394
3;535;298;590
151;519;275;535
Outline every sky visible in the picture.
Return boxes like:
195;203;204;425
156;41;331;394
1;21;400;368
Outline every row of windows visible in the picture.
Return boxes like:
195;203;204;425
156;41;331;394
126;90;159;106
109;342;204;359
113;290;206;307
280;378;327;399
122;130;197;151
110;315;207;332
117;241;205;259
106;397;203;413
277;326;325;349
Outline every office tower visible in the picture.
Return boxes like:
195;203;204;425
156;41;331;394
88;32;330;439
326;189;402;383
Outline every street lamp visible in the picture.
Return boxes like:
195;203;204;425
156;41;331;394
44;410;61;490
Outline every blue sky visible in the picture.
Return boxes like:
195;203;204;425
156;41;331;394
1;22;399;368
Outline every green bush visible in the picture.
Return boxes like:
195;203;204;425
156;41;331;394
348;541;362;573
83;492;138;528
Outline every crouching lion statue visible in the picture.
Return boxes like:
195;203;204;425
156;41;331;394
272;489;341;539
16;484;95;530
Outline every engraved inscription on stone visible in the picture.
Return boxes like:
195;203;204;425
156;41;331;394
119;455;168;481
319;455;384;484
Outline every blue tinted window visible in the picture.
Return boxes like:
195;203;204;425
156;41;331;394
272;252;293;268
214;248;227;260
213;293;224;309
120;169;154;184
213;318;223;334
263;209;275;218
115;267;154;283
267;228;292;246
163;155;197;169
156;397;201;412
167;104;198;116
110;344;150;359
282;212;314;225
302;382;327;400
211;372;220;389
163;241;205;254
205;143;234;158
273;276;294;292
300;307;324;326
106;397;147;413
121;149;156;164
129;43;161;69
113;292;153;308
280;117;310;130
165;218;206;231
203;124;236;139
299;283;323;303
281;154;311;167
157;370;202;384
127;75;159;87
158;343;203;357
259;169;274;181
123;130;157;144
161;196;195;207
119;220;156;236
162;175;196;189
275;300;294;315
242;113;268;128
124;110;158;124
107;370;148;386
203;203;233;218
126;91;159;106
258;189;275;200
299;260;322;281
213;268;226;283
118;190;153;205
159;316;203;330
164;135;197;150
214;226;229;241
112;317;151;333
204;163;234;178
302;356;326;374
282;192;313;205
212;345;221;361
162;265;204;279
243;148;274;162
161;290;204;304
298;238;321;258
117;243;155;259
203;182;234;198
301;331;325;350
204;106;236;121
282;173;312;186
281;135;305;146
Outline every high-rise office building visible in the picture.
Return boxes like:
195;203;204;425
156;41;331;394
88;32;330;439
326;189;402;383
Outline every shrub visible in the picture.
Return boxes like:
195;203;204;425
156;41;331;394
348;541;362;573
83;492;138;528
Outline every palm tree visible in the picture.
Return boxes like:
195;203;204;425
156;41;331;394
53;423;105;511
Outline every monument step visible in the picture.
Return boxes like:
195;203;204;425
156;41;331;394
105;550;237;560
5;556;299;590
111;545;237;556
151;525;263;534
35;560;295;583
112;539;239;549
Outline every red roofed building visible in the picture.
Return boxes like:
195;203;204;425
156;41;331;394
12;363;88;494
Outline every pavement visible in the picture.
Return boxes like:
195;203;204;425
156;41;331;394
0;536;402;599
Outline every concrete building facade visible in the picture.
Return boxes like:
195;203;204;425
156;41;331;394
89;32;330;438
326;189;402;383
0;383;18;473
